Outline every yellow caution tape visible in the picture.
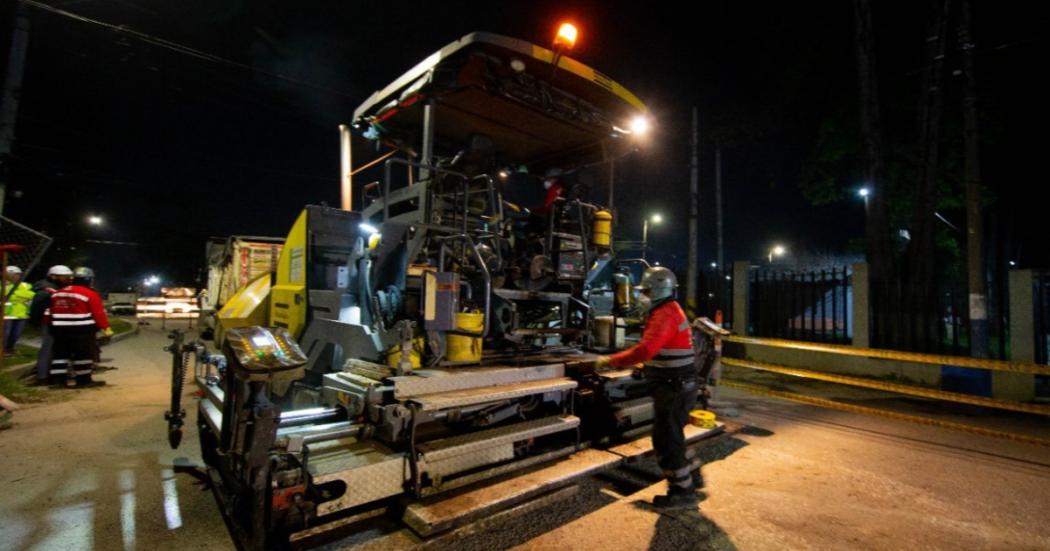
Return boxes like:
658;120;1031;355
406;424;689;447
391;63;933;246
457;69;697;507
722;358;1050;416
721;380;1050;447
689;409;717;428
725;335;1050;375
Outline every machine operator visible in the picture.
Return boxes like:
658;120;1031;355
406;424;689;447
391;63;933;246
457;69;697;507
595;266;703;509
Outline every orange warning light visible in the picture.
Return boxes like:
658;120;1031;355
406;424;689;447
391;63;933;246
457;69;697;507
554;23;578;49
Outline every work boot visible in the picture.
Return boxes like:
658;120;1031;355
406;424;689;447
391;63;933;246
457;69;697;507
652;487;699;509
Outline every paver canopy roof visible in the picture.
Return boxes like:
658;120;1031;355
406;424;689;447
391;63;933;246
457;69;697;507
353;32;649;172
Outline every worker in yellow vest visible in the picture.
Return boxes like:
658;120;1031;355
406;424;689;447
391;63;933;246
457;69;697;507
3;266;35;356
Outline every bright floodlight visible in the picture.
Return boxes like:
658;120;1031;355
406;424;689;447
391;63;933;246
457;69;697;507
650;213;663;224
710;262;718;268
858;187;871;198
555;23;578;49
629;116;650;136
88;215;103;225
773;245;786;256
359;223;379;235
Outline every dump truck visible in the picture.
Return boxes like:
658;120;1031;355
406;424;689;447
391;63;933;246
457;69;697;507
166;29;725;550
199;235;283;335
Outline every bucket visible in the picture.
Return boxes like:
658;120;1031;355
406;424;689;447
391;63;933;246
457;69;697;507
594;315;614;348
447;312;484;363
689;409;717;428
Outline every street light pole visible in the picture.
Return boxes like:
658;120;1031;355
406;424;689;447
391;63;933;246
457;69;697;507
642;218;649;261
641;213;663;262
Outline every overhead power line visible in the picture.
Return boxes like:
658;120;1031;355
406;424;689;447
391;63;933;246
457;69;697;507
18;0;359;99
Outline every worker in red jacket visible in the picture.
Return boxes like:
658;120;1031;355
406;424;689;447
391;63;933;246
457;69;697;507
48;267;112;387
595;266;701;509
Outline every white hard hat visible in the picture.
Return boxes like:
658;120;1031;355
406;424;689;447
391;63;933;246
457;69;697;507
48;265;74;277
638;266;678;301
5;266;22;275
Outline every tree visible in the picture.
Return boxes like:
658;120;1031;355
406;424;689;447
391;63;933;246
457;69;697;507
852;0;898;347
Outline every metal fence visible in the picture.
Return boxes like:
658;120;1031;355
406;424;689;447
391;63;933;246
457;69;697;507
696;266;734;330
871;271;1009;360
1035;272;1050;365
1;215;53;296
749;267;852;343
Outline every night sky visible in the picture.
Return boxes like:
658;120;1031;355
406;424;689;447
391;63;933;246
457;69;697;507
1;1;1047;292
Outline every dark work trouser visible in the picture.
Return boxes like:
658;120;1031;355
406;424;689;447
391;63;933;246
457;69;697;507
648;369;699;492
35;325;53;381
4;318;26;351
50;325;97;385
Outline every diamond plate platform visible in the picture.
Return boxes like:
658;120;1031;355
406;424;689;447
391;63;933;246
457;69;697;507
419;415;580;478
408;378;577;411
391;363;565;399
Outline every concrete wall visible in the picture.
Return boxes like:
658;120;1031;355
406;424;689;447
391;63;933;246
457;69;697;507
1000;270;1036;401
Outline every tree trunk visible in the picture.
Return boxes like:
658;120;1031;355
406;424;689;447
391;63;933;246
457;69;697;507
905;0;953;351
852;0;896;348
959;0;987;358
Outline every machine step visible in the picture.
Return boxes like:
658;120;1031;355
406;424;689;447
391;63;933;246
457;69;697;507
404;447;620;537
390;363;564;398
408;377;577;411
418;415;580;478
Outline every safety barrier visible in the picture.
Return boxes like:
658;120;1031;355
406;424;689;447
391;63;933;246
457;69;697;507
722;358;1050;416
725;335;1050;375
721;380;1050;447
720;335;1050;446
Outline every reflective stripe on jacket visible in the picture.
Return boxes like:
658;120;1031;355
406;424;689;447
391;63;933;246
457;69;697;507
48;285;109;330
608;300;694;369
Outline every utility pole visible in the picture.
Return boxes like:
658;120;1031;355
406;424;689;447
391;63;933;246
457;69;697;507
715;140;724;272
0;3;31;215
959;0;987;357
686;107;699;315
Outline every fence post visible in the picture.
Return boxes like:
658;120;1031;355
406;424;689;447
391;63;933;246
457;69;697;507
1001;270;1036;401
851;262;870;348
732;261;750;335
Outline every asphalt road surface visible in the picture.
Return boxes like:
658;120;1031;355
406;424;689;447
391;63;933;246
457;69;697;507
3;322;1048;550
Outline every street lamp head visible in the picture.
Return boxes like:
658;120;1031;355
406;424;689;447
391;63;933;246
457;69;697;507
772;245;786;256
857;187;871;198
650;213;663;224
629;116;651;136
88;215;103;226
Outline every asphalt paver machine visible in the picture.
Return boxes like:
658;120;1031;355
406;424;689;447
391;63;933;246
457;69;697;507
166;30;723;550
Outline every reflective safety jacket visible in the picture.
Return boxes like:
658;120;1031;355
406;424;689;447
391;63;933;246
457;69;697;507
4;281;35;319
609;299;694;370
48;285;110;330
